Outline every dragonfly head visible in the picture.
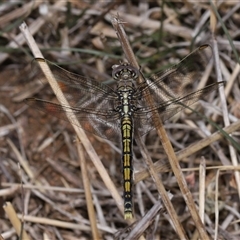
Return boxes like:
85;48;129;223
112;63;139;81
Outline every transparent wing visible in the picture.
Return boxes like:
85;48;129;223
133;83;223;136
31;58;118;107
133;45;223;135
26;58;121;141
25;98;121;141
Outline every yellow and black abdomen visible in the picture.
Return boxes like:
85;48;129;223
121;116;134;219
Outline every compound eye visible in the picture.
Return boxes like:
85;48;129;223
112;64;139;79
131;71;136;78
112;65;124;79
113;72;119;79
128;67;138;79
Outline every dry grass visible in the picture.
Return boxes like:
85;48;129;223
0;1;240;239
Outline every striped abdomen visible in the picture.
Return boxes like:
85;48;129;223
121;116;133;219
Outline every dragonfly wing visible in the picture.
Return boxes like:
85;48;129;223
25;98;121;142
134;82;223;136
28;58;122;141
133;45;223;136
32;58;118;107
137;45;213;104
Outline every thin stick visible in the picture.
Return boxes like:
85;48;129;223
112;16;210;239
15;214;114;233
77;142;101;240
214;170;220;240
135;134;187;239
3;202;31;240
192;157;207;240
127;197;170;239
199;157;206;222
19;22;124;217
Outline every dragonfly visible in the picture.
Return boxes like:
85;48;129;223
25;44;224;219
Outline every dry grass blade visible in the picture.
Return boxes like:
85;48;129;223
135;134;187;238
77;142;101;239
199;157;206;223
3;202;30;240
